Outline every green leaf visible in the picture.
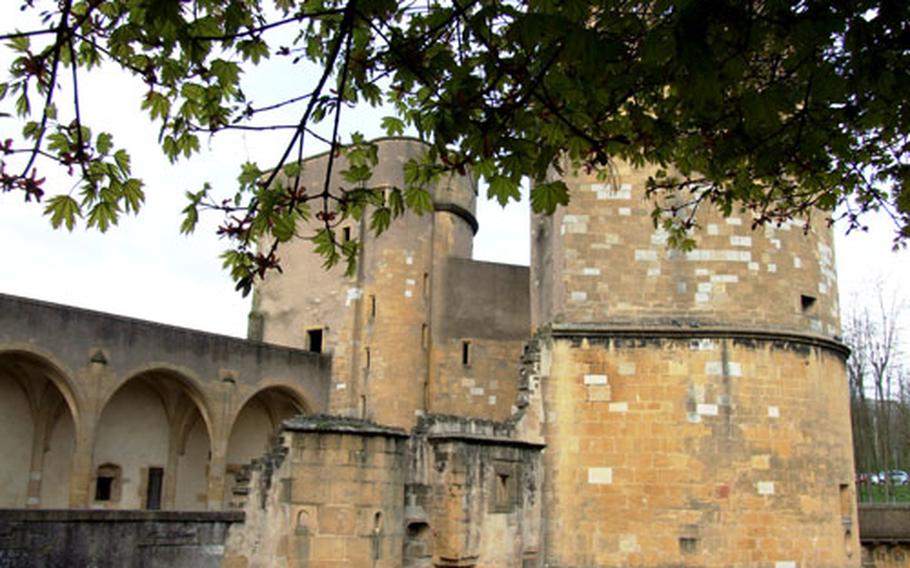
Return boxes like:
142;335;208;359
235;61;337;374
44;195;81;231
488;176;521;207
96;132;113;156
381;116;405;136
86;200;119;232
530;180;570;214
273;213;297;242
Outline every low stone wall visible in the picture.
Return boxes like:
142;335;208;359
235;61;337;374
860;504;910;568
0;509;243;568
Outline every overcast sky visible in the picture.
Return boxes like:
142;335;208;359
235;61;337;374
0;4;906;341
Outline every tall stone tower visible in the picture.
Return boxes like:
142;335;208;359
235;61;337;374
531;162;859;566
249;137;477;429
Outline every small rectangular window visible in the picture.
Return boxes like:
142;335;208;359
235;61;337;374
307;328;323;353
800;294;817;312
146;467;164;510
462;341;471;366
343;227;352;242
95;476;114;502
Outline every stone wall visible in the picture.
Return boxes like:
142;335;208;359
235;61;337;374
430;258;530;420
223;416;410;567
0;509;242;567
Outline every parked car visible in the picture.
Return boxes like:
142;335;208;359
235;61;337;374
868;470;910;485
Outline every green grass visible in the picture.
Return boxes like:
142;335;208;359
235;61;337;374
857;484;910;503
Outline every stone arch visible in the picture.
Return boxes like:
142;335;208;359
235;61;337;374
223;384;310;506
0;348;79;508
99;363;214;443
93;367;212;510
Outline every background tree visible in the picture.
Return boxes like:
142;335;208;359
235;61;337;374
846;281;907;501
1;0;908;292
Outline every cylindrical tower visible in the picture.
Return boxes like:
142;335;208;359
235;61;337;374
533;162;858;566
249;137;477;429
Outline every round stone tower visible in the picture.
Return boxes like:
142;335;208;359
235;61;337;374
249;137;477;429
532;162;858;566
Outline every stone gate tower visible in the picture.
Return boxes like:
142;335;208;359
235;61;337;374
531;162;859;566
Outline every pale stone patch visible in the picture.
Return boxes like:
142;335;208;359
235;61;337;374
404;290;413;298
775;562;796;568
345;287;363;306
696;403;718;416
757;481;775;495
819;282;829;294
30;471;41;481
697;282;713;293
582;267;601;276
608;402;628;413
618;363;636;376
405;278;416;286
748;262;760;271
405;255;414;265
619;534;640;553
770;238;782;249
570;291;588;302
710;274;738;283
751;455;771;470
588;467;613;484
793;257;802;268
461;378;475;387
694;268;710;277
584;374;609;385
706;224;719;236
618;207;631;216
26;497;39;505
335;383;347;390
695;292;710;304
767;264;777;273
725;217;742;225
650;229;669;246
730;236;752;247
646;267;661;278
470;387;484;396
634;249;658;262
488;395;496;405
690;339;716;351
687;413;701;423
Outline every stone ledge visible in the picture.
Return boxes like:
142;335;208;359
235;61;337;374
548;322;849;357
0;509;245;523
282;414;409;438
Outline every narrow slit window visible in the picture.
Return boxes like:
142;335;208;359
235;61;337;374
342;227;352;242
422;272;429;299
421;324;428;349
462;341;471;366
369;295;376;318
146;467;164;510
800;294;817;312
365;347;371;369
307;328;323;353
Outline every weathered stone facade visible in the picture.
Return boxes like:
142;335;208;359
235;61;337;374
0;137;865;566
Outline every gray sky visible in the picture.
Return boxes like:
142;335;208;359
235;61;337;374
0;3;906;340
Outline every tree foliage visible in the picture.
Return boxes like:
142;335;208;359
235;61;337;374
1;0;908;293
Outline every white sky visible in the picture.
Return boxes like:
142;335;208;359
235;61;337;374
0;4;906;342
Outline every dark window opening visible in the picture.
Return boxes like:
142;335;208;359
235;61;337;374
95;476;114;501
307;328;324;353
422;272;429;299
343;227;352;242
369;295;376;318
421;324;428;350
679;537;698;554
801;294;817;312
462;341;471;366
146;467;164;510
365;347;371;369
